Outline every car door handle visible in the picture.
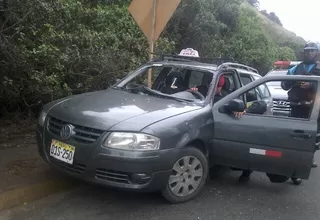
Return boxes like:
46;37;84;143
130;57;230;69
290;130;312;139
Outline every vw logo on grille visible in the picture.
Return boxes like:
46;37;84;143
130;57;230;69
60;124;74;139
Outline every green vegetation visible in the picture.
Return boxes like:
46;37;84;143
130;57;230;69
0;0;305;118
244;3;305;59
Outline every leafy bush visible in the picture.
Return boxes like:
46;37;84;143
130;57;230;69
0;0;174;116
0;0;305;118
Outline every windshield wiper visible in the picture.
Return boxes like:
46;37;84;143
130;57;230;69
112;85;139;94
111;85;126;90
140;85;196;102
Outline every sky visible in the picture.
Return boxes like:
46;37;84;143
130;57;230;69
259;0;319;42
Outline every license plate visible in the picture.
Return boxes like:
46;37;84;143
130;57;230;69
50;139;75;164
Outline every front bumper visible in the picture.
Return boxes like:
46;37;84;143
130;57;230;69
272;108;291;117
36;127;178;192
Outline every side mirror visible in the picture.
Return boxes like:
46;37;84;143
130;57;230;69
224;99;246;112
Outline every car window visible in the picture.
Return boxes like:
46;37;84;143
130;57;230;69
238;79;318;119
131;66;164;87
212;71;237;102
118;65;214;101
188;71;204;87
223;73;236;92
253;75;271;98
240;74;252;86
255;88;263;100
240;74;258;102
169;68;187;80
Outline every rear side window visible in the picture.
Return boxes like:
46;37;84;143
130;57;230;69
223;73;236;92
240;74;252;85
253;75;271;98
240;74;260;102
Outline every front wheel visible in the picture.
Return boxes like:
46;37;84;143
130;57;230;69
162;147;208;204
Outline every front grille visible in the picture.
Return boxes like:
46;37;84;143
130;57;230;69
50;158;86;174
272;99;291;111
95;168;130;184
48;117;104;144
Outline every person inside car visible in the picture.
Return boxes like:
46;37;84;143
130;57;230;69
190;74;228;101
190;73;214;97
281;42;320;178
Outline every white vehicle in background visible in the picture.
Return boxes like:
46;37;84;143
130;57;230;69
265;60;302;116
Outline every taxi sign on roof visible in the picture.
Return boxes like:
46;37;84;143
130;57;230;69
179;48;200;57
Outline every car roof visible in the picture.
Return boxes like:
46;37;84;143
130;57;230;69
235;68;261;77
150;60;218;72
150;54;262;73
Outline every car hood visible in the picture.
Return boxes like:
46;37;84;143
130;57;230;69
268;85;288;100
47;88;202;131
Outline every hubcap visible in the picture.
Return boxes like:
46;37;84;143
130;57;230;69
168;156;203;197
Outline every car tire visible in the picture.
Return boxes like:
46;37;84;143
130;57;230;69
291;177;302;185
161;146;208;204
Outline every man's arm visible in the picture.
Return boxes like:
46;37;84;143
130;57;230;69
311;63;320;76
245;101;267;114
301;64;320;91
232;101;267;118
296;64;320;90
281;66;297;91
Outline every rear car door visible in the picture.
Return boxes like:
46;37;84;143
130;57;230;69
211;75;320;179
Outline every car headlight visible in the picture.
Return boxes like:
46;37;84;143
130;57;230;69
38;110;47;127
103;132;160;151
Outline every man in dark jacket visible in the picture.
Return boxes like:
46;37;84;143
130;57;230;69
281;42;320;115
281;42;320;184
281;42;320;103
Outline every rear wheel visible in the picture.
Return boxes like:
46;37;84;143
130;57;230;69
162;147;208;204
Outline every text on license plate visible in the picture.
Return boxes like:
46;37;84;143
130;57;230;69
50;139;75;164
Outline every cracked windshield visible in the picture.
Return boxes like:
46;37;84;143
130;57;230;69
1;0;320;219
115;65;214;102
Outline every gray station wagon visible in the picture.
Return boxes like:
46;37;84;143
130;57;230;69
37;55;320;203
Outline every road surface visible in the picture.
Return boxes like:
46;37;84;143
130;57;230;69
1;154;320;220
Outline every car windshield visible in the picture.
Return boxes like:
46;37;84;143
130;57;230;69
115;64;214;102
266;71;287;87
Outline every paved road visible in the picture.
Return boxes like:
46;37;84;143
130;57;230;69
2;153;320;220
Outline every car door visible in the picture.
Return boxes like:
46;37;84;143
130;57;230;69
211;75;320;179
